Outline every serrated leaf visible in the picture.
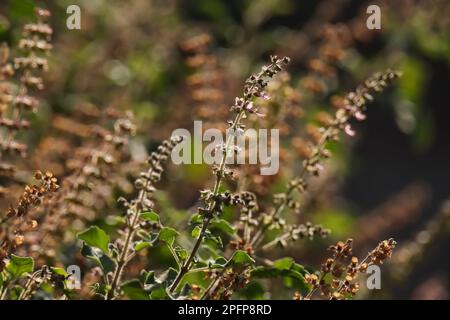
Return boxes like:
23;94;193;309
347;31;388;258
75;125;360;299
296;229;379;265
228;250;255;266
6;255;34;278
159;227;178;245
77;226;110;253
140;211;160;223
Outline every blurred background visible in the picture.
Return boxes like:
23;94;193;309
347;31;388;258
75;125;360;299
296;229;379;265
0;0;449;299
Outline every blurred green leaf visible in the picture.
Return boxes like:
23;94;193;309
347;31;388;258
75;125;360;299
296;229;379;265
211;218;235;235
122;279;150;300
191;225;202;239
8;0;35;21
81;243;115;274
159;227;178;246
140;211;160;223
134;241;153;252
77;226;110;253
6;255;34;278
228;250;255;266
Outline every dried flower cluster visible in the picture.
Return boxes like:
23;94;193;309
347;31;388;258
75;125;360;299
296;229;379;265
105;135;183;300
167;55;290;294
0;171;58;271
2;3;434;302
0;8;52;177
301;238;396;300
181;34;227;131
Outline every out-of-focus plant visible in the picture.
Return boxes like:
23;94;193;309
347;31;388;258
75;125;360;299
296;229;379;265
1;0;448;300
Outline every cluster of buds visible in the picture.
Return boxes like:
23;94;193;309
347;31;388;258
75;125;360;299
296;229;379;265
131;136;183;211
0;171;58;271
36;108;137;256
333;69;402;138
290;223;330;241
273;192;301;214
93;115;136;150
0;8;53;173
6;171;58;219
304;238;396;300
13;8;52;112
199;190;255;219
208;267;252;300
230;55;290;118
262;222;330;251
297;70;401;182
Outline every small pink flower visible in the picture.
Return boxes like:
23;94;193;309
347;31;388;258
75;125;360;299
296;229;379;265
261;91;271;100
344;124;355;136
354;111;366;121
246;102;265;117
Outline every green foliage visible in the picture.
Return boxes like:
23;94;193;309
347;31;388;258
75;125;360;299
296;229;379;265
158;227;178;246
5;255;34;278
228;250;255;266
252;258;309;293
77;226;110;253
140;211;160;223
81;243;116;274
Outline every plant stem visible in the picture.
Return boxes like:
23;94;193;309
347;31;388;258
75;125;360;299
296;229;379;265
169;110;245;293
106;168;153;300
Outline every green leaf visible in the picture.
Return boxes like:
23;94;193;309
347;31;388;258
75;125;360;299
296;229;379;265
50;267;68;277
237;281;265;300
6;255;34;278
122;279;150;300
251;260;309;293
140;211;160;223
206;235;223;248
77;226;110;253
251;267;281;278
134;241;153;252
159;227;178;246
210;256;227;268
191;225;202;239
150;286;169;300
143;271;156;287
189;213;203;225
273;257;294;270
228;250;255;266
81;243;116;274
174;246;188;262
211;218;235;235
143;268;178;299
